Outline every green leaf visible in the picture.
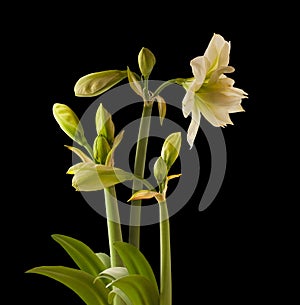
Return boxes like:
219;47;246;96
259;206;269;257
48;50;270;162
96;253;111;269
108;274;159;305
74;70;127;97
52;234;107;276
98;267;128;282
26;266;109;305
113;241;159;295
108;287;132;305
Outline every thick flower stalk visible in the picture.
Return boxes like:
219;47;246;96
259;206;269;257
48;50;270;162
181;33;248;148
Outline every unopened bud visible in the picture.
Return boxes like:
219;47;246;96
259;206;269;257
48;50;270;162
138;47;156;78
95;103;115;145
153;157;168;185
93;135;111;165
74;70;127;97
52;103;88;147
161;132;182;171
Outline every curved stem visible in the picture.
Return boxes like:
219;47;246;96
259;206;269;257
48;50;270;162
152;78;184;97
104;186;123;267
159;199;172;305
129;102;153;249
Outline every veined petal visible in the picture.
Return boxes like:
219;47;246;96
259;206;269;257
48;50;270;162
182;89;195;118
197;90;245;107
218;39;231;67
195;95;222;127
204;33;227;68
208;103;234;126
187;107;201;149
227;103;245;113
190;56;209;85
208;66;235;84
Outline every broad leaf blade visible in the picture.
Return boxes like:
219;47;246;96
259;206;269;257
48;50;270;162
26;266;109;305
52;234;107;276
108;274;159;305
113;241;159;294
96;253;111;269
99;267;128;282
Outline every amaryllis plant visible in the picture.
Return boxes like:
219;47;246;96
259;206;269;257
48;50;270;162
26;33;248;305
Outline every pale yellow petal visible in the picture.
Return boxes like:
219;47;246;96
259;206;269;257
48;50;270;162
204;33;226;68
208;104;234;126
208;66;235;84
218;40;231;67
190;56;209;85
182;88;196;118
195;96;222;127
187;107;201;149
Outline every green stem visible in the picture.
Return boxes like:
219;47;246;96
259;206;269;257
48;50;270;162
159;199;172;305
104;186;123;267
152;78;184;97
129;102;153;249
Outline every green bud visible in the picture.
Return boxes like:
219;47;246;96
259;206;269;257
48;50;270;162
161;132;182;171
74;70;127;97
138;47;156;78
153;157;168;185
52;103;88;147
95;103;115;145
93;135;112;165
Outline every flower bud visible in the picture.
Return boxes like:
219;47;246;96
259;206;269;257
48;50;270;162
52;103;88;147
161;132;182;171
93;135;112;165
153;157;168;185
74;70;127;97
95;103;115;145
138;47;156;78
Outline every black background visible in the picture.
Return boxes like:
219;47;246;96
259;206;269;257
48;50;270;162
8;3;295;305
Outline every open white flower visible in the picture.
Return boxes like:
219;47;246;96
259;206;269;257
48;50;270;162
182;33;248;148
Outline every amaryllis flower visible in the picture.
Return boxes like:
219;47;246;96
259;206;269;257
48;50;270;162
182;33;248;148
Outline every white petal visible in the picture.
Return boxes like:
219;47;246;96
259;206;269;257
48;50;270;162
190;56;209;84
187;108;201;149
182;88;196;118
182;78;202;117
204;33;226;67
196;96;222;127
219;40;231;67
209;66;235;84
